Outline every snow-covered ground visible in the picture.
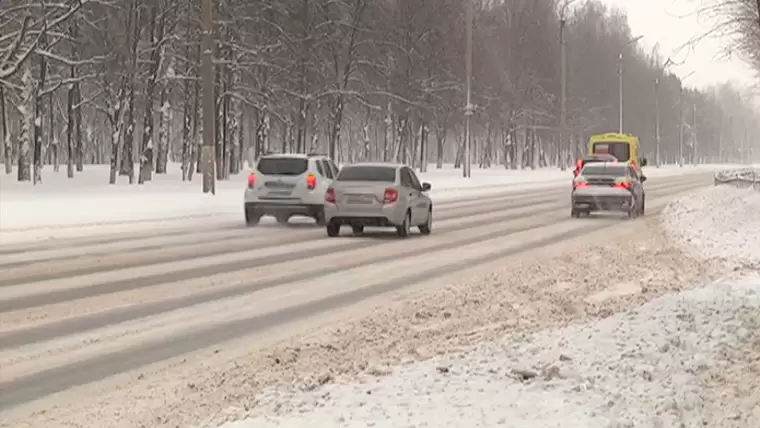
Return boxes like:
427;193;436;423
221;274;760;428
203;170;760;428
0;162;740;243
662;185;760;266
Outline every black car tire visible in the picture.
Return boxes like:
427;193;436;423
396;211;411;238
314;209;326;226
419;209;432;235
326;222;340;237
276;214;290;225
351;225;364;235
245;209;261;226
639;195;646;216
571;208;580;218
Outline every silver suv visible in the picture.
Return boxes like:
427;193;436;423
324;163;433;237
244;153;339;225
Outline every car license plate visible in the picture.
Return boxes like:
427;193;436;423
347;196;372;204
268;190;291;196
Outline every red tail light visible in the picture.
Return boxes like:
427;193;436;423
573;182;588;189
614;181;630;189
306;173;316;190
247;173;256;188
383;188;398;204
325;187;336;204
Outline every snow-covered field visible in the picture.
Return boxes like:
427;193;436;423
222;274;760;428
0;162;740;243
662;185;760;267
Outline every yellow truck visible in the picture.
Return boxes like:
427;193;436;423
587;133;647;167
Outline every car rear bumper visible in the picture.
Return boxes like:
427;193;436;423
572;192;633;212
324;203;406;226
245;202;323;217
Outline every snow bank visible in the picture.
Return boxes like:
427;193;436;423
662;185;760;266
0;163;738;233
1;163;568;232
218;274;760;428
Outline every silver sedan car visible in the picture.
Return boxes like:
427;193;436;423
323;162;433;237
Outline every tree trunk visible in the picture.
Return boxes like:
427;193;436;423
18;61;34;182
156;54;173;175
33;24;48;185
0;85;11;174
328;95;344;161
139;3;163;184
120;1;140;183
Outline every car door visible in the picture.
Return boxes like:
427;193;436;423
628;165;643;202
400;167;424;224
407;168;430;223
398;168;418;223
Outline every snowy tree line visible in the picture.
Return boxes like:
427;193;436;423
0;0;758;185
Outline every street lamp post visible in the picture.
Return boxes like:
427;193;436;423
678;71;695;167
692;103;697;165
618;35;643;134
559;17;567;171
654;77;660;167
678;86;684;167
463;0;473;178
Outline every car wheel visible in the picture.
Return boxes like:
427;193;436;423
639;196;646;216
314;209;326;226
326;222;340;237
627;200;637;218
419;209;432;235
351;225;364;235
571;208;580;218
276;214;290;225
245;209;261;226
396;211;411;237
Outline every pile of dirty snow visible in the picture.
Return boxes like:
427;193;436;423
217;275;760;428
662;186;760;266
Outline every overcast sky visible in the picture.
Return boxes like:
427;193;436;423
600;0;756;90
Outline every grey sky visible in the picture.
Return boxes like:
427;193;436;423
601;0;755;89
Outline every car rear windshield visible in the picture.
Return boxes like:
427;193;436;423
591;142;630;161
256;157;308;176
336;166;396;182
581;165;627;177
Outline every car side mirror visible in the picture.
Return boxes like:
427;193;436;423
421;182;431;191
639;157;648;167
640;176;647;183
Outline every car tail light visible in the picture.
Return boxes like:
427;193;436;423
306;173;316;190
325;187;336;204
614;181;630;189
573;182;588;189
247;173;256;188
383;188;398;204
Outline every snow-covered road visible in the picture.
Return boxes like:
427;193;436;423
0;172;719;428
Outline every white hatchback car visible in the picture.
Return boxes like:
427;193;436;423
244;153;339;225
324;162;433;237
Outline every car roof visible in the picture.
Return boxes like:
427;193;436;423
342;162;405;169
583;161;628;168
259;153;330;159
583;154;616;160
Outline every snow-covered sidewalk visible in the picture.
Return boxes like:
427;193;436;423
662;185;760;266
221;274;760;428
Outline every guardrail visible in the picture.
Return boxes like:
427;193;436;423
714;168;760;191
